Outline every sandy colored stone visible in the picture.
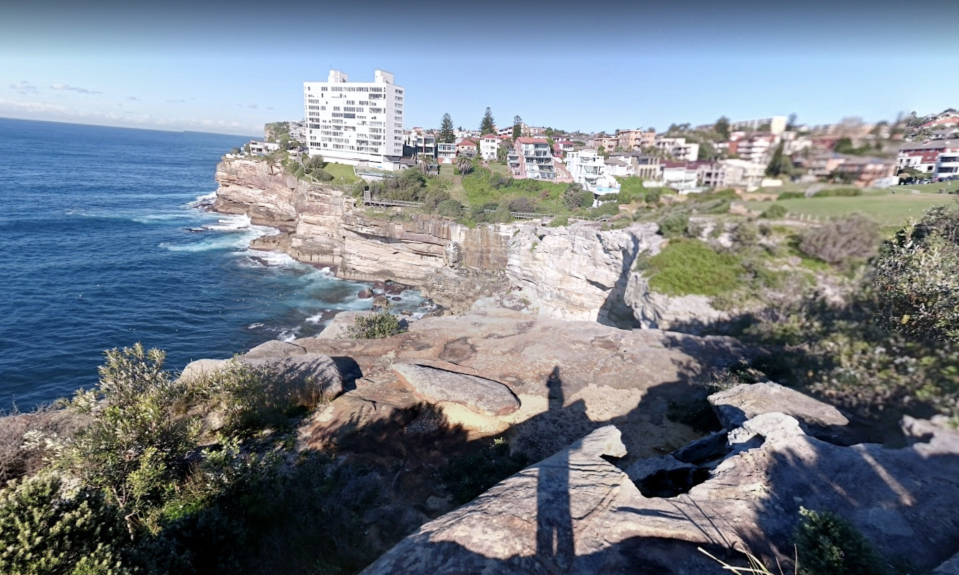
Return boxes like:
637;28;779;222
708;382;849;439
392;363;520;416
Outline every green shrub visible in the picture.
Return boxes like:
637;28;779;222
794;507;889;575
346;309;406;339
311;169;334;182
813;188;861;198
658;212;689;238
645;189;662;205
591;201;620;217
548;214;569;227
874;203;959;342
441;438;527;504
731;222;760;247
0;475;129;575
436;198;464;218
423;189;451;211
645;239;743;296
508;196;536;213
799;214;880;265
778;191;805;200
761;203;789;219
562;185;592;210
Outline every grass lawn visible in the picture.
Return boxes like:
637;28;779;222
899;180;959;194
436;164;467;203
323;162;360;185
747;191;956;229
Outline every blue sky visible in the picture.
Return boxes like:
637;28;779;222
2;1;958;136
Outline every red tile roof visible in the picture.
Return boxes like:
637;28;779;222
516;137;548;144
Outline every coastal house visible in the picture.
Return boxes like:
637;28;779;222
898;140;959;178
728;132;779;164
661;162;700;192
616;128;655;151
720;158;766;190
834;156;897;187
405;128;436;160
480;134;501;161
303;69;405;170
510;138;556;180
456;139;478;156
653;137;700;162
247;141;280;155
436;142;457;164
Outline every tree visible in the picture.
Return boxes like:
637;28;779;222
456;154;473;175
512;115;523;140
714;116;730;140
874;203;959;342
480;107;496;135
787;113;798;131
439;113;455;144
765;141;791;177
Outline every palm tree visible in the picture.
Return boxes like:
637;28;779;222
419;158;433;175
456;154;473;175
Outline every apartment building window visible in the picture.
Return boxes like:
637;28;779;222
346;100;355;105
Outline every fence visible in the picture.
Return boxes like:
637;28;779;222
483;209;554;221
362;190;424;209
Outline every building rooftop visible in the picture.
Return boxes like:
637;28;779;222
515;137;549;144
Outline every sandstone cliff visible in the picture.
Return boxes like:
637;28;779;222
213;158;675;322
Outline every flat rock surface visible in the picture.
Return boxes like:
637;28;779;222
296;308;750;462
363;418;959;574
393;363;520;416
709;382;849;440
242;353;344;401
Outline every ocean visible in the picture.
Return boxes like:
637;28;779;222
0;118;422;408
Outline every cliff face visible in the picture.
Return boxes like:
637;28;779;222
213;158;666;321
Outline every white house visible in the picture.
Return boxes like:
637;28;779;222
480;134;500;161
248;141;280;155
303;69;405;170
653;137;700;161
436;142;457;164
721;159;766;190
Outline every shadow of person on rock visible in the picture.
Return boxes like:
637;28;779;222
535;367;575;571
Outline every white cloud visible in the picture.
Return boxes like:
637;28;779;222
9;81;38;95
50;82;101;95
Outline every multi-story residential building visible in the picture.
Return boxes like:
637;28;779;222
730;116;788;135
497;122;528;137
661;162;700;192
405;128;436;160
436;142;457;164
510;138;556;180
616;128;655;151
834;157;897;187
480;133;501;161
695;161;727;189
728;133;779;164
303;69;404;169
898;140;959;178
566;149;608;189
248;140;280;155
456;139;478;155
288;121;307;143
608;152;662;180
653;137;700;162
720;159;766;189
590;135;619;151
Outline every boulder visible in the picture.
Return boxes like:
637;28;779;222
741;412;805;442
316;311;366;339
392;363;521;416
242;353;344;401
243;339;306;360
708;382;849;441
179;358;230;383
625;455;694;482
671;430;728;464
358;288;374;299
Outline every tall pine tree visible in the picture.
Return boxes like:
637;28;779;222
480;108;496;135
439;113;455;144
512;115;523;139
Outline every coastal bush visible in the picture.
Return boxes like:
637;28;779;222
644;239;743;297
422;189;451;212
0;474;130;575
874;203;959;343
441;438;528;505
562;184;592;210
799;214;880;265
591;201;620;218
778;191;805;200
311;169;334;182
658;212;689;238
346;309;406;339
761;203;789;219
548;214;569;227
813;188;862;198
437;198;464;218
508;196;536;213
731;221;760;247
645;188;662;205
794;507;889;575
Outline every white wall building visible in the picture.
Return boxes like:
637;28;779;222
303;69;405;170
480;134;500;161
653;137;700;162
721;159;766;190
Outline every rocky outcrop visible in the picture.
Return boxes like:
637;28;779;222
624;272;729;332
392;364;521;416
180;351;343;401
709;382;851;442
506;223;659;325
363;394;959;574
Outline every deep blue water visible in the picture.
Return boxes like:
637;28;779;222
0;118;422;408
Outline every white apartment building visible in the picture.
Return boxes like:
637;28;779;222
566;149;607;189
437;143;457;164
721;159;766;190
303;70;405;170
653;137;700;162
480;134;500;161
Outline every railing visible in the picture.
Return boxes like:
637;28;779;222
363;190;424;208
568;215;613;223
484;209;554;221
